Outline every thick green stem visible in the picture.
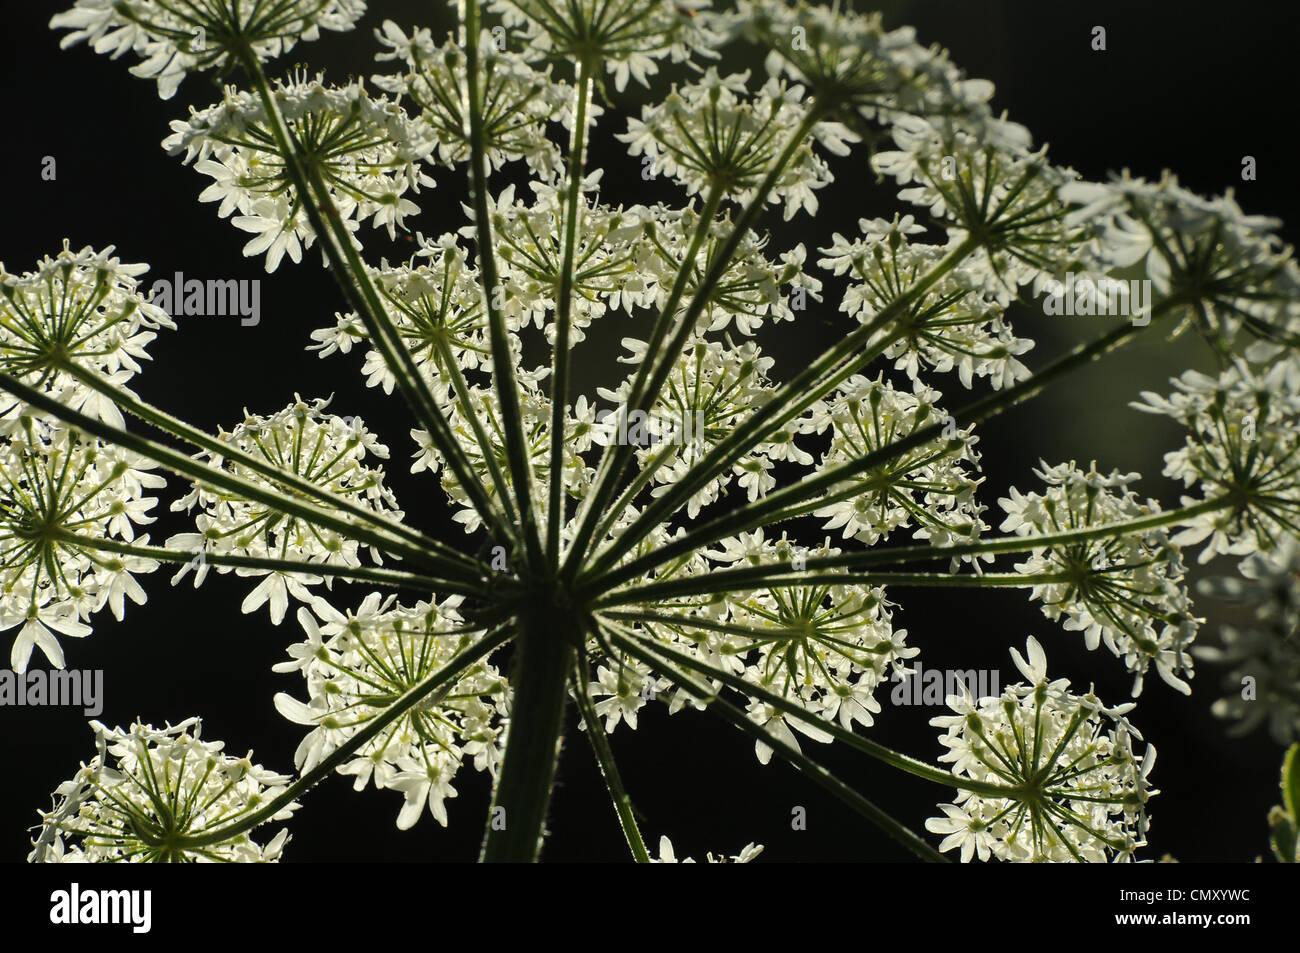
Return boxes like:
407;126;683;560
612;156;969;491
480;610;576;861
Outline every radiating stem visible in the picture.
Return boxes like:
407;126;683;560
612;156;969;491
171;625;515;850
573;650;651;862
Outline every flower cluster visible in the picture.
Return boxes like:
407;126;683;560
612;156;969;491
812;375;986;551
620;68;855;219
1;418;163;672
1061;172;1300;350
1133;360;1300;563
999;462;1197;695
372;21;569;175
273;596;508;829
51;0;366;99
818;216;1034;390
1;242;174;426
168;397;400;623
490;0;724;92
164;75;436;270
926;638;1156;862
30;717;295;862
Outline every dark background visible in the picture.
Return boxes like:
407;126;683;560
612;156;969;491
1;0;1294;862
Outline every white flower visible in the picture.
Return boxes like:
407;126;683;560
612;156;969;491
51;0;367;98
30;718;296;862
928;637;1156;862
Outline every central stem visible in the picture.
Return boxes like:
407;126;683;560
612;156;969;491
480;608;577;862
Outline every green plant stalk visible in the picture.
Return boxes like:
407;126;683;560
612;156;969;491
604;625;948;861
480;610;576;861
582;235;982;581
234;44;520;554
573;651;651;862
585;315;1155;596
429;332;523;531
0;369;478;582
463;0;545;571
594;496;1231;605
170;625;515;850
51;529;477;597
564;184;724;576
58;359;482;576
608;620;1019;800
547;57;595;566
565;112;826;583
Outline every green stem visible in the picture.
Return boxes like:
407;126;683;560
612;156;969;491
463;0;545;571
605;621;1018;800
59;360;482;577
603;624;948;861
171;625;515;850
0;369;476;581
564;184;724;578
234;45;519;554
581;235;981;582
480;609;576;861
573;651;651;862
53;530;477;597
547;57;595;566
593;496;1231;605
582;315;1154;598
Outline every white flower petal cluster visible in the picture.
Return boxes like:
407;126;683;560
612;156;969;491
596;337;798;519
273;596;508;829
638;205;822;335
468;182;653;338
1;419;163;673
164;75;436;271
927;637;1156;862
620;68;855;219
313;235;494;384
30;717;296;863
1195;541;1300;744
811;375;987;551
819;216;1033;390
1133;360;1300;563
999;461;1197;695
51;0;366;99
1;242;174;426
873;114;1085;302
732;0;999;123
490;0;724;92
372;21;569;176
167;397;401;623
1061;171;1300;349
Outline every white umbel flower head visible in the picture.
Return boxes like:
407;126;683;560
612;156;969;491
51;0;367;99
30;717;296;863
998;461;1198;695
927;637;1157;862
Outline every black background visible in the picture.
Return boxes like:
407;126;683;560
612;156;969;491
1;0;1296;864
